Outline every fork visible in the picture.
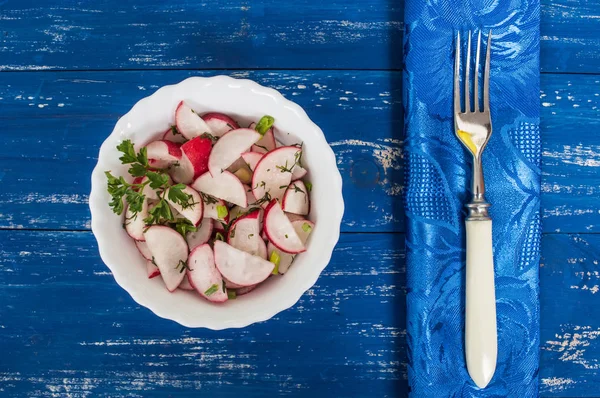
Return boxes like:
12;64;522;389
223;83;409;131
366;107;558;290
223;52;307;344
454;30;497;389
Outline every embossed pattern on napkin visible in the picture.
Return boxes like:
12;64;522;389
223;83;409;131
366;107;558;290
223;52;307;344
403;1;541;397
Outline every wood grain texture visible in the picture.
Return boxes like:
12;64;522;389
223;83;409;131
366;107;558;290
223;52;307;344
0;71;598;233
0;1;598;72
0;231;598;397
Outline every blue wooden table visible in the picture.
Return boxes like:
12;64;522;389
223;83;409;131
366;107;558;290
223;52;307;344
0;1;599;397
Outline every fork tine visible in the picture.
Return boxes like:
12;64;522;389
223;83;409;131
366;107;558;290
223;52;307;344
483;30;492;111
474;31;481;112
454;32;461;115
464;31;471;113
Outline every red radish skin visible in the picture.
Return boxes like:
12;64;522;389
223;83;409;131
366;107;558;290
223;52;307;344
125;200;149;241
179;274;195;290
164;185;203;226
175;101;213;139
187;244;228;303
213;241;274;286
135;240;153;261
202;112;240;137
208;128;261;175
186;218;214;250
192;171;248;207
263;200;306;254
146;140;182;169
144;226;188;292
146;260;161;279
251;146;301;203
181;136;212;179
163;126;187;144
241;152;264;172
281;180;310;215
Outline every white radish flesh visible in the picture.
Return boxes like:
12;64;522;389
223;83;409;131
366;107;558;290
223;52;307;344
263;200;306;254
192;171;248;207
252;146;301;203
144;226;188;292
165;185;203;226
227;210;267;259
291;165;307;181
202;196;229;223
269;219;314;274
186;218;214;250
163;126;187;144
179;274;195;290
135;240;153;260
213;241;274;286
252;129;277;154
125;200;149;241
202;112;240;137
146;140;182;169
241;152;264;172
281;180;310;215
169;152;195;184
187;244;228;303
175;101;213;139
208;128;261;175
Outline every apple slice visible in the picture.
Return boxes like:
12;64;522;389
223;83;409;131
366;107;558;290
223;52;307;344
125;199;149;241
165;185;203;226
202;112;239;137
175;101;212;139
187;244;228;303
248;122;277;154
181;136;212;179
269;219;314;274
186;218;214;250
146;140;182;169
179;274;194;290
263;200;306;254
202;196;229;223
252;146;301;203
214;241;274;286
192;171;247;207
169;152;195;184
227;209;267;259
135;240;153;260
208;128;261;175
291;165;307;181
163;126;187;144
282;180;310;215
241;152;264;172
146;260;161;279
144;226;188;291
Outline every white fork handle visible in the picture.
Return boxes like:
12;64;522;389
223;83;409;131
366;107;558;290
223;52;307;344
465;219;497;388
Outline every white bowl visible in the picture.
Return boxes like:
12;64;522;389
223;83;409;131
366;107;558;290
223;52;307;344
89;76;344;329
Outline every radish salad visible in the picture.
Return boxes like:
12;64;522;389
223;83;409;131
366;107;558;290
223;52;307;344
105;101;314;302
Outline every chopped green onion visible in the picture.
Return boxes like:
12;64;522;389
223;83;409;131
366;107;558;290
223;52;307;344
227;290;237;300
270;251;281;274
216;204;228;220
302;222;312;232
215;232;225;241
255;115;275;135
204;284;219;296
305;181;312;192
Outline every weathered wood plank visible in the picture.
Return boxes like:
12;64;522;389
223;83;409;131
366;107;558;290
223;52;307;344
0;1;598;73
0;231;598;396
0;71;598;233
0;231;407;397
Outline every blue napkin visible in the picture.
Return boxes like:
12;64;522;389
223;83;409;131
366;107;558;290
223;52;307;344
403;1;541;397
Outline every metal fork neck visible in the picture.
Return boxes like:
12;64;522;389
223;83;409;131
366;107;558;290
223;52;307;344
466;155;491;221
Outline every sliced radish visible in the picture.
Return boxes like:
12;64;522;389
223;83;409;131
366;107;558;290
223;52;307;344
179;274;194;290
269;219;314;274
175;101;212;140
227;209;267;259
192;171;247;207
144;226;188;291
241;152;264;172
286;213;305;223
291;165;308;181
252;146;301;203
202;196;229;223
187;244;228;303
263;200;306;254
186;218;214;250
181;136;212;179
146;260;161;279
202;112;239;137
165;185;203;226
146;140;182;169
248;122;276;154
282;180;310;215
208;128;261;175
169;152;195;184
227;157;248;173
224;277;243;289
137;176;158;200
236;284;257;295
125;200;149;241
213;241;274;286
214;222;225;232
135;240;153;260
163;126;187;144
